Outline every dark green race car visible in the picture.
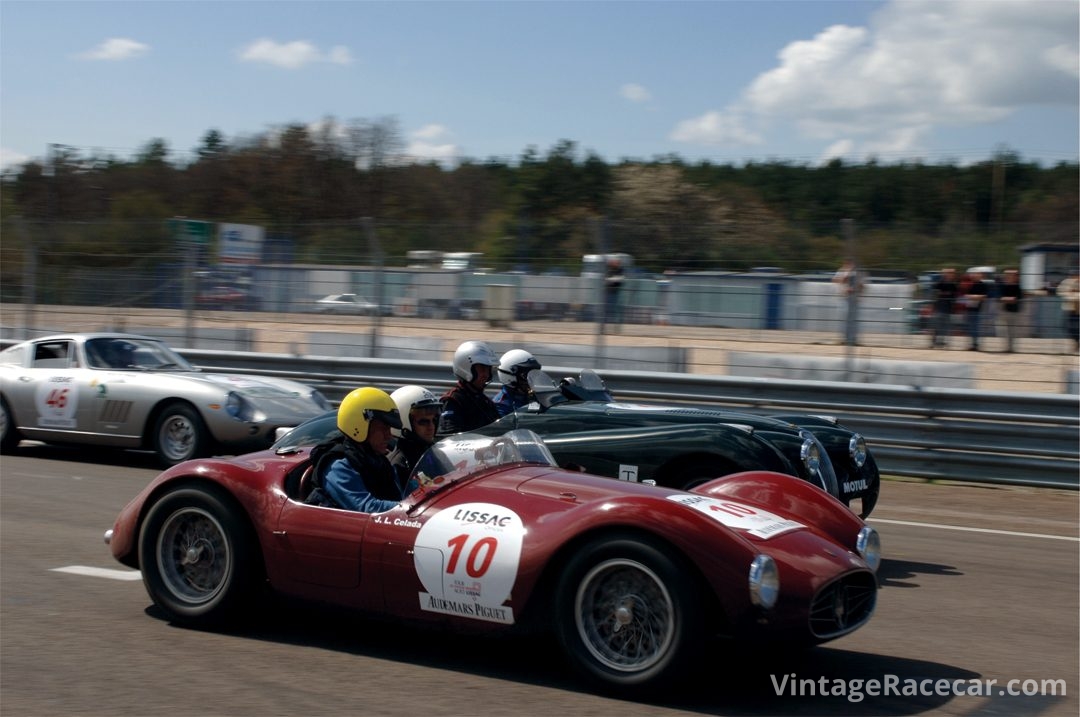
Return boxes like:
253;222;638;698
468;370;879;518
273;370;879;518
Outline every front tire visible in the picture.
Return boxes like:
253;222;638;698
138;487;259;626
152;402;208;466
555;534;704;693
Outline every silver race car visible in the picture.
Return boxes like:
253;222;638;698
0;333;331;465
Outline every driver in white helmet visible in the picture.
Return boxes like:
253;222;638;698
493;348;542;416
439;340;500;434
387;385;442;477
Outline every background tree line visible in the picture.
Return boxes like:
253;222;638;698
2;115;1077;281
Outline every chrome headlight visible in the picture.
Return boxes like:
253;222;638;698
799;432;821;477
849;434;868;468
856;526;882;572
748;554;780;609
225;391;257;422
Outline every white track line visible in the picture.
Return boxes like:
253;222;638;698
51;566;142;580
870;518;1080;542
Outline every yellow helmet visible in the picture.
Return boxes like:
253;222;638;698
337;387;402;442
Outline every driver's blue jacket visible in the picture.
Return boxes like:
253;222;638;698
493;387;531;417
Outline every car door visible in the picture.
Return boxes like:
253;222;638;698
272;498;371;589
6;339;85;440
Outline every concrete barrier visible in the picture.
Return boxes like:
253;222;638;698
727;351;974;389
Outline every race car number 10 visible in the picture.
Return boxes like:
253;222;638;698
445;534;497;578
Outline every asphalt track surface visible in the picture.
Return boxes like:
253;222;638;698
1;444;1077;717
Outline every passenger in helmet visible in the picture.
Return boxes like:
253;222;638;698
493;349;542;416
387;385;442;478
305;386;406;513
103;340;137;368
439;340;500;434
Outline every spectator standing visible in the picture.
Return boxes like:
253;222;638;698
963;270;989;351
931;268;959;348
997;269;1023;353
832;260;865;347
1057;267;1080;352
603;258;625;333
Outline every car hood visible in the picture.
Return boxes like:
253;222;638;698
186;372;314;400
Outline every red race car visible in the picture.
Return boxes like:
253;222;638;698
105;429;880;693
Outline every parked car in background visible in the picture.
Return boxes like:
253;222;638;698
314;293;380;315
196;285;256;311
0;333;331;466
107;428;880;693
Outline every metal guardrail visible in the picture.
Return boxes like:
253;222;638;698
180;348;1080;491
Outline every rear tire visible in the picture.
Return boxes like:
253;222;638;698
555;534;703;694
0;396;21;453
138;487;259;626
152;402;208;466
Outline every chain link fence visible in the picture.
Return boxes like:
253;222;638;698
2;219;1077;394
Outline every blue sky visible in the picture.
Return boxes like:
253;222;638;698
2;0;1077;171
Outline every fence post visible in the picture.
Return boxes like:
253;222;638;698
15;217;36;339
362;217;383;358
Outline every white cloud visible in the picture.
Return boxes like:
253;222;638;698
407;141;459;163
238;39;353;69
669;109;764;146
818;139;856;165
78;37;149;61
0;147;31;171
413;124;450;141
671;0;1079;158
407;125;458;164
620;83;651;103
1044;44;1079;79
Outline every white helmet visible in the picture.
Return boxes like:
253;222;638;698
390;385;442;436
452;340;498;383
497;349;542;389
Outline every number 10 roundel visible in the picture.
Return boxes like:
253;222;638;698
413;503;525;625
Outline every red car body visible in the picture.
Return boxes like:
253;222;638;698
106;430;879;693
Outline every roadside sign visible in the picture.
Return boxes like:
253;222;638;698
167;218;212;246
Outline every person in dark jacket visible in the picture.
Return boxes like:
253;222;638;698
931;268;959;348
388;385;442;479
997;269;1023;353
439;340;500;434
963;269;989;351
305;386;406;513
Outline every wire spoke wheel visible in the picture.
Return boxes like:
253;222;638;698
156;506;230;605
556;535;703;692
575;558;675;673
138;488;258;625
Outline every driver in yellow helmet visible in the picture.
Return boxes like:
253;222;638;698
305;387;406;513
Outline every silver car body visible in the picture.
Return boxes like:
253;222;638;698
0;333;331;465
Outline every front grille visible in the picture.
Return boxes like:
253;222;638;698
808;571;877;639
